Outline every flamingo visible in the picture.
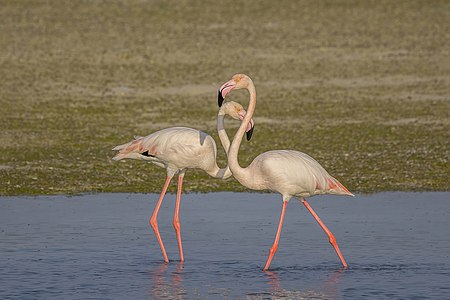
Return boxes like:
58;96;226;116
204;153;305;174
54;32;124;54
112;101;254;263
218;74;353;270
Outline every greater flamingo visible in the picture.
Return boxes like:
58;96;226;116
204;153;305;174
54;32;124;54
218;74;353;270
112;101;254;263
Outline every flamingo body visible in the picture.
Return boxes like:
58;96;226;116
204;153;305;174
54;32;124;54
241;150;352;199
113;127;221;177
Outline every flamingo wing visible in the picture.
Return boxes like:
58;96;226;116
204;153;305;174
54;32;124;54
253;150;353;198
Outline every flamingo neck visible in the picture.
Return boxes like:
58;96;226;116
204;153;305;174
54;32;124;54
217;113;231;153
206;112;232;179
228;83;256;180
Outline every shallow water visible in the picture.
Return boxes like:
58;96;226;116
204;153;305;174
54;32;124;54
1;192;449;299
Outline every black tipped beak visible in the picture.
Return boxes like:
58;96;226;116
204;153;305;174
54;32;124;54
246;125;254;141
218;90;224;107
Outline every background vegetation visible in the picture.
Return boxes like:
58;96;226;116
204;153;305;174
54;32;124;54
1;0;449;195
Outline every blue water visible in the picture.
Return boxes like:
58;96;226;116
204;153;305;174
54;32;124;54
1;192;449;299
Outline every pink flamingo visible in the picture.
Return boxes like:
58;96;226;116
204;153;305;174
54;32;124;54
218;74;353;270
112;101;254;263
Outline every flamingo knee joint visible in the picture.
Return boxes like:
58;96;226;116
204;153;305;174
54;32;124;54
173;220;181;232
269;245;278;255
150;218;158;229
328;233;337;245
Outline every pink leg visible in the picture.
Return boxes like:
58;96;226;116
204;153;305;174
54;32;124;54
302;199;348;268
264;201;288;271
173;175;184;262
149;176;172;263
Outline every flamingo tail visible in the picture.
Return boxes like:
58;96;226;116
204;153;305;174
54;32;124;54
326;177;354;197
112;137;145;160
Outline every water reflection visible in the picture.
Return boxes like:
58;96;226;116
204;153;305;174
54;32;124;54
264;270;281;291
322;269;345;298
148;263;169;298
148;262;187;299
171;262;184;291
258;268;345;299
147;262;345;299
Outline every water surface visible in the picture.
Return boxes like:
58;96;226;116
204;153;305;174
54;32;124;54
1;192;449;299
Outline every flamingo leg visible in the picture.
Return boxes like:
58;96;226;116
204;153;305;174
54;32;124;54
302;199;348;268
173;174;184;262
264;201;288;271
149;176;172;263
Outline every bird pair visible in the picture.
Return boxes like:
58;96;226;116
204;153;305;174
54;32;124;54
113;74;353;270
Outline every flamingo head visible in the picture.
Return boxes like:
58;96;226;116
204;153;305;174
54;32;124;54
219;101;255;141
218;74;253;107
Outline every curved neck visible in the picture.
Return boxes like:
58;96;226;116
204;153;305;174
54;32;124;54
217;113;230;154
228;84;256;179
206;112;232;179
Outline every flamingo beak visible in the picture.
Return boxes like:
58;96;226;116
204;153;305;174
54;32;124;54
246;120;255;141
238;111;255;141
218;90;225;107
218;79;236;107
